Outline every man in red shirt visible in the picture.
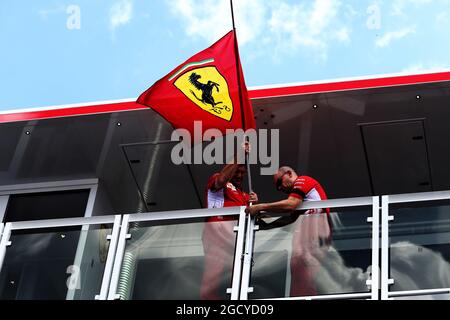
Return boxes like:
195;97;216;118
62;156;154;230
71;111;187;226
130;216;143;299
200;145;258;300
246;166;331;297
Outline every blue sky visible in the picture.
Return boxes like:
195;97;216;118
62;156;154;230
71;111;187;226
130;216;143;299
1;0;450;111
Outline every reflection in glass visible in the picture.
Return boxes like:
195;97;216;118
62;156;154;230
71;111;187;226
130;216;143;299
250;207;372;299
390;201;450;292
117;218;238;300
0;225;111;300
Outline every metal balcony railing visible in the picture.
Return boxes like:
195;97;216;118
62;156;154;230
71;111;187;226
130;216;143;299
0;191;449;300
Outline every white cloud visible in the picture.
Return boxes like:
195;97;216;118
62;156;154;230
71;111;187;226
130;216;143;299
268;0;342;55
309;0;341;36
344;4;360;18
167;0;266;46
334;27;351;43
268;2;323;51
391;0;433;16
109;0;133;30
375;27;415;47
167;0;351;62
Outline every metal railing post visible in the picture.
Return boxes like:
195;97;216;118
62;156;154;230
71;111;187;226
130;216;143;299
381;195;394;300
366;196;380;300
95;215;122;300
107;214;131;300
239;213;257;300
227;207;247;300
0;223;12;274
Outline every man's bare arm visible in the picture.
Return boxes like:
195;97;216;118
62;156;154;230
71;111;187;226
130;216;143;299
214;143;249;190
214;163;240;190
248;196;302;215
245;196;302;230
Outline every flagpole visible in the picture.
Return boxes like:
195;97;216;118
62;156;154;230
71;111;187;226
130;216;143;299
229;0;253;194
230;1;255;264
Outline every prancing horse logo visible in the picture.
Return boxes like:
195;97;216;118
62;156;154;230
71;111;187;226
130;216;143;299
174;66;233;121
189;73;223;108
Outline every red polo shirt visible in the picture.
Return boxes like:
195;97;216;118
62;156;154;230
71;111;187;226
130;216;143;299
289;176;330;214
205;173;249;221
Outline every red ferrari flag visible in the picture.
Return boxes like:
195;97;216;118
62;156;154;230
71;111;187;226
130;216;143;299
137;30;256;140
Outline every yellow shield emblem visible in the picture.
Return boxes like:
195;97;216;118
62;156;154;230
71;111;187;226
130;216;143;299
174;66;233;121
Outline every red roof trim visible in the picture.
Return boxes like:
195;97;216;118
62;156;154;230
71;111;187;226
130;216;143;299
1;71;450;124
248;71;450;99
0;102;147;124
